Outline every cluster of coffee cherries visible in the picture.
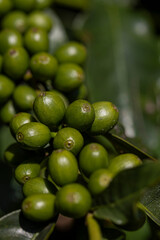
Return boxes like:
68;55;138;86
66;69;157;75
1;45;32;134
1;0;142;223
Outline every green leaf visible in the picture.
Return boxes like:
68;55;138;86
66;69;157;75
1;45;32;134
140;184;160;226
94;162;160;225
106;133;156;161
94;205;128;226
0;210;57;240
83;1;159;143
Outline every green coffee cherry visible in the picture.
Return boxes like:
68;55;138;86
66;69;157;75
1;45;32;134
13;85;36;111
30;52;58;82
108;153;142;176
23;177;57;197
16;122;51;150
33;91;66;131
0;0;13;17
22;193;57;222
55;183;92;218
3;47;29;81
89;101;119;135
48;149;79;186
0;100;16;124
24;27;49;54
10;112;36;137
64;99;95;132
1;11;28;34
15;161;40;184
35;0;53;9
79;143;109;178
0;74;15;104
28;11;53;32
12;0;36;12
51;89;69;109
53;127;84;155
55;41;87;64
0;29;23;55
54;63;84;92
3;143;33;167
88;169;113;195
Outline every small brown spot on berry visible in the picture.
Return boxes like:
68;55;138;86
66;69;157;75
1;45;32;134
17;132;24;141
23;175;30;183
82;103;91;113
9;49;17;56
39;91;46;97
64;139;74;150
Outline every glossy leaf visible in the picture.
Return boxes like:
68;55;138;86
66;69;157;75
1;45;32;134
83;0;160;144
102;227;126;240
0;210;57;240
94;162;160;225
140;184;160;227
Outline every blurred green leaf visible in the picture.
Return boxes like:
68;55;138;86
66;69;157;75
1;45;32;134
83;1;160;146
0;210;57;240
94;162;160;225
45;9;68;54
102;227;126;240
140;184;160;227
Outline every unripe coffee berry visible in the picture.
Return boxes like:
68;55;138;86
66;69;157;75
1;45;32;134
79;143;109;178
22;193;57;222
108;153;142;176
55;183;92;218
53;127;84;155
64;99;95;132
55;41;87;64
16;122;51;150
33;91;66;131
89;101;119;135
54;63;84;92
48;149;79;186
10;112;36;137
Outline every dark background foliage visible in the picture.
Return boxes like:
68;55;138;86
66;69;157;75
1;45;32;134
0;0;160;239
